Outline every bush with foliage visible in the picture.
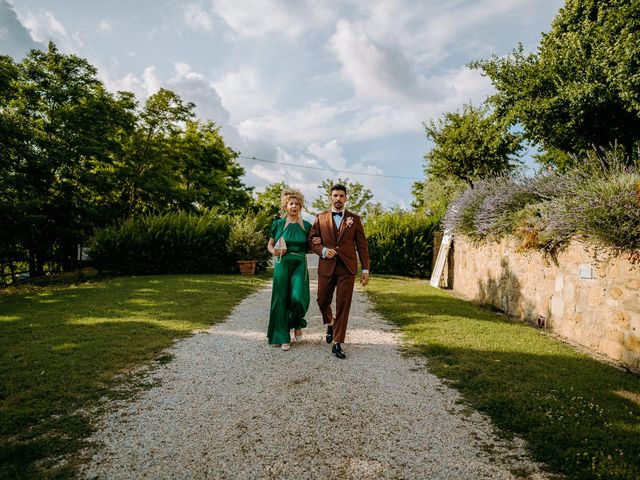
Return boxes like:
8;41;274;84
226;215;268;262
90;210;235;274
445;152;640;254
365;210;440;277
444;179;497;239
412;176;467;220
565;170;640;251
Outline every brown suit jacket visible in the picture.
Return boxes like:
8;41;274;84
309;210;370;276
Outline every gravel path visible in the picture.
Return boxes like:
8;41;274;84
82;258;546;479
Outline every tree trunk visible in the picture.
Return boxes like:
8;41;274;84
61;242;75;271
28;253;37;278
28;249;46;277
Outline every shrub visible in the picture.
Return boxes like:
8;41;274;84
444;151;640;254
90;210;235;274
226;215;267;261
444;179;495;239
511;199;575;253
365;210;439;277
474;176;530;237
412;176;467;220
565;171;640;251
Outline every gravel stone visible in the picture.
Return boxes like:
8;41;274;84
82;258;548;479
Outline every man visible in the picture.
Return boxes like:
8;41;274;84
309;184;370;359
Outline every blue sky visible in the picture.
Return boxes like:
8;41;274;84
1;0;564;209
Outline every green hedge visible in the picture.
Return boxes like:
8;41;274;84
365;211;440;277
90;211;236;274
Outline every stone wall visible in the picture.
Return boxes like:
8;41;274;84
451;236;640;371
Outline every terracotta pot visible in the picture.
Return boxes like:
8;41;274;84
237;260;256;275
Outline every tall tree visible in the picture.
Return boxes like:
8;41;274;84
255;182;289;215
0;55;27;279
1;43;136;275
119;88;195;215
412;176;467;220
311;178;374;217
172;120;251;212
423;104;523;184
118;92;251;215
473;0;640;169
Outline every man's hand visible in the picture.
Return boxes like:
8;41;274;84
360;271;369;286
326;249;337;259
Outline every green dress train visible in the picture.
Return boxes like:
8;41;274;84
267;218;311;345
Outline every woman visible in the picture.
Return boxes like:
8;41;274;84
267;188;311;351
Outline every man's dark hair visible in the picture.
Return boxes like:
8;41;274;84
331;183;347;195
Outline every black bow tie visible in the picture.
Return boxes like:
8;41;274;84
332;211;343;217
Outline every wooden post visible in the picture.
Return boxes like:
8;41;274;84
430;231;453;288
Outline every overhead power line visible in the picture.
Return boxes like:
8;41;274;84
237;154;422;181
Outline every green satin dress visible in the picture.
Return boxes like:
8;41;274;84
267;218;311;345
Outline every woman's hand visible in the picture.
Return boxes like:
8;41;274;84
273;248;287;257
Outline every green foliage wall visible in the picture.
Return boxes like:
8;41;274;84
365;211;440;277
90;211;236;274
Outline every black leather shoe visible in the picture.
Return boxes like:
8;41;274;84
332;343;346;359
325;324;333;344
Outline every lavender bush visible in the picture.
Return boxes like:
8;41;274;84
511;199;575;253
444;151;640;254
474;175;542;237
444;179;495;239
565;172;640;251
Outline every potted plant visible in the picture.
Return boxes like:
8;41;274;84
226;216;266;275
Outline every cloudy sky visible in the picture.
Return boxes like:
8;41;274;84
1;0;564;209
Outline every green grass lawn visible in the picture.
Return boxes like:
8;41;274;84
0;273;267;479
366;275;640;480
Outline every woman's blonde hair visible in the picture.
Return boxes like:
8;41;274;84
280;188;305;215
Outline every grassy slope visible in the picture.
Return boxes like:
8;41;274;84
0;274;267;478
366;275;640;480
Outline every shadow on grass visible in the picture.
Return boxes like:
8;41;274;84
0;273;267;479
368;276;640;480
417;345;640;479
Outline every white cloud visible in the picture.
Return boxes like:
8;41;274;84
142;66;161;95
211;0;322;39
307;139;346;171
102;62;232;128
168;62;230;125
354;0;561;66
346;105;423;141
212;67;276;121
97;19;112;33
244;142;404;213
21;10;66;42
16;8;84;51
329;19;435;104
237;100;349;145
235;63;492;151
184;4;213;32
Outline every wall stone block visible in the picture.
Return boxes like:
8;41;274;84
452;236;640;372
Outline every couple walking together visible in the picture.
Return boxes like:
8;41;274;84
266;184;370;359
